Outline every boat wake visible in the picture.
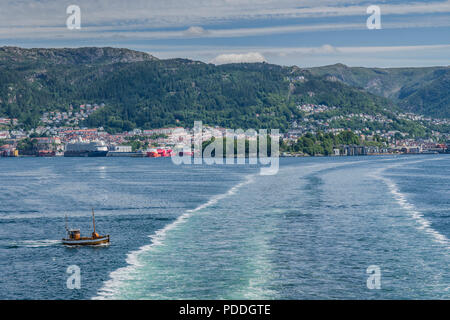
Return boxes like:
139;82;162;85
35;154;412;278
373;159;449;249
93;174;255;300
2;239;61;249
381;176;449;248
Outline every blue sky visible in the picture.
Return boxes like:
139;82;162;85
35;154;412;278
0;0;449;67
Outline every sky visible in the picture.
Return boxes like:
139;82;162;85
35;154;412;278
0;0;449;67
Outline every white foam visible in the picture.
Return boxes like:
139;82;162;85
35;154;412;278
9;239;61;248
382;176;449;247
372;158;449;249
93;174;255;300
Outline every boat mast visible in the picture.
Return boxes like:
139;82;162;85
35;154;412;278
92;208;96;234
65;215;69;232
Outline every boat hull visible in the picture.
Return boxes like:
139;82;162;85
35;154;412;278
107;152;146;157
62;235;110;246
64;151;108;157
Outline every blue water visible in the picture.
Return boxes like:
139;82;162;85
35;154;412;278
0;156;448;299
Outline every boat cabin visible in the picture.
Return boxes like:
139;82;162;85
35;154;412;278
68;229;81;240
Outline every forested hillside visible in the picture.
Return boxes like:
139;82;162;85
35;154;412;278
0;47;444;133
307;63;450;118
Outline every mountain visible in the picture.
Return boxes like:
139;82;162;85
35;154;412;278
306;63;450;118
0;47;157;127
0;47;401;133
0;47;446;136
0;46;157;66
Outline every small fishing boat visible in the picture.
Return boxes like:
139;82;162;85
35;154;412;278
62;209;110;246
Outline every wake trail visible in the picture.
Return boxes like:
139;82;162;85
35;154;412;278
93;174;255;300
372;158;449;249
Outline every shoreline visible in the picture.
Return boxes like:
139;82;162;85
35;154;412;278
2;152;448;159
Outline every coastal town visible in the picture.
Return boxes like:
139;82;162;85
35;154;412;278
0;103;449;157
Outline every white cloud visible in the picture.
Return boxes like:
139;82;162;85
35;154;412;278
315;44;338;54
210;52;266;64
144;43;450;67
1;0;449;29
156;44;450;58
3;16;450;41
183;26;209;37
0;0;449;68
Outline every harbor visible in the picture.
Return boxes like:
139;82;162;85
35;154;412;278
1;122;449;158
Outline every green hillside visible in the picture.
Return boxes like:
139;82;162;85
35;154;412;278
307;63;450;118
0;47;400;132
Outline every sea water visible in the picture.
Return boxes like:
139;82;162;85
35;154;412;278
0;155;448;299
